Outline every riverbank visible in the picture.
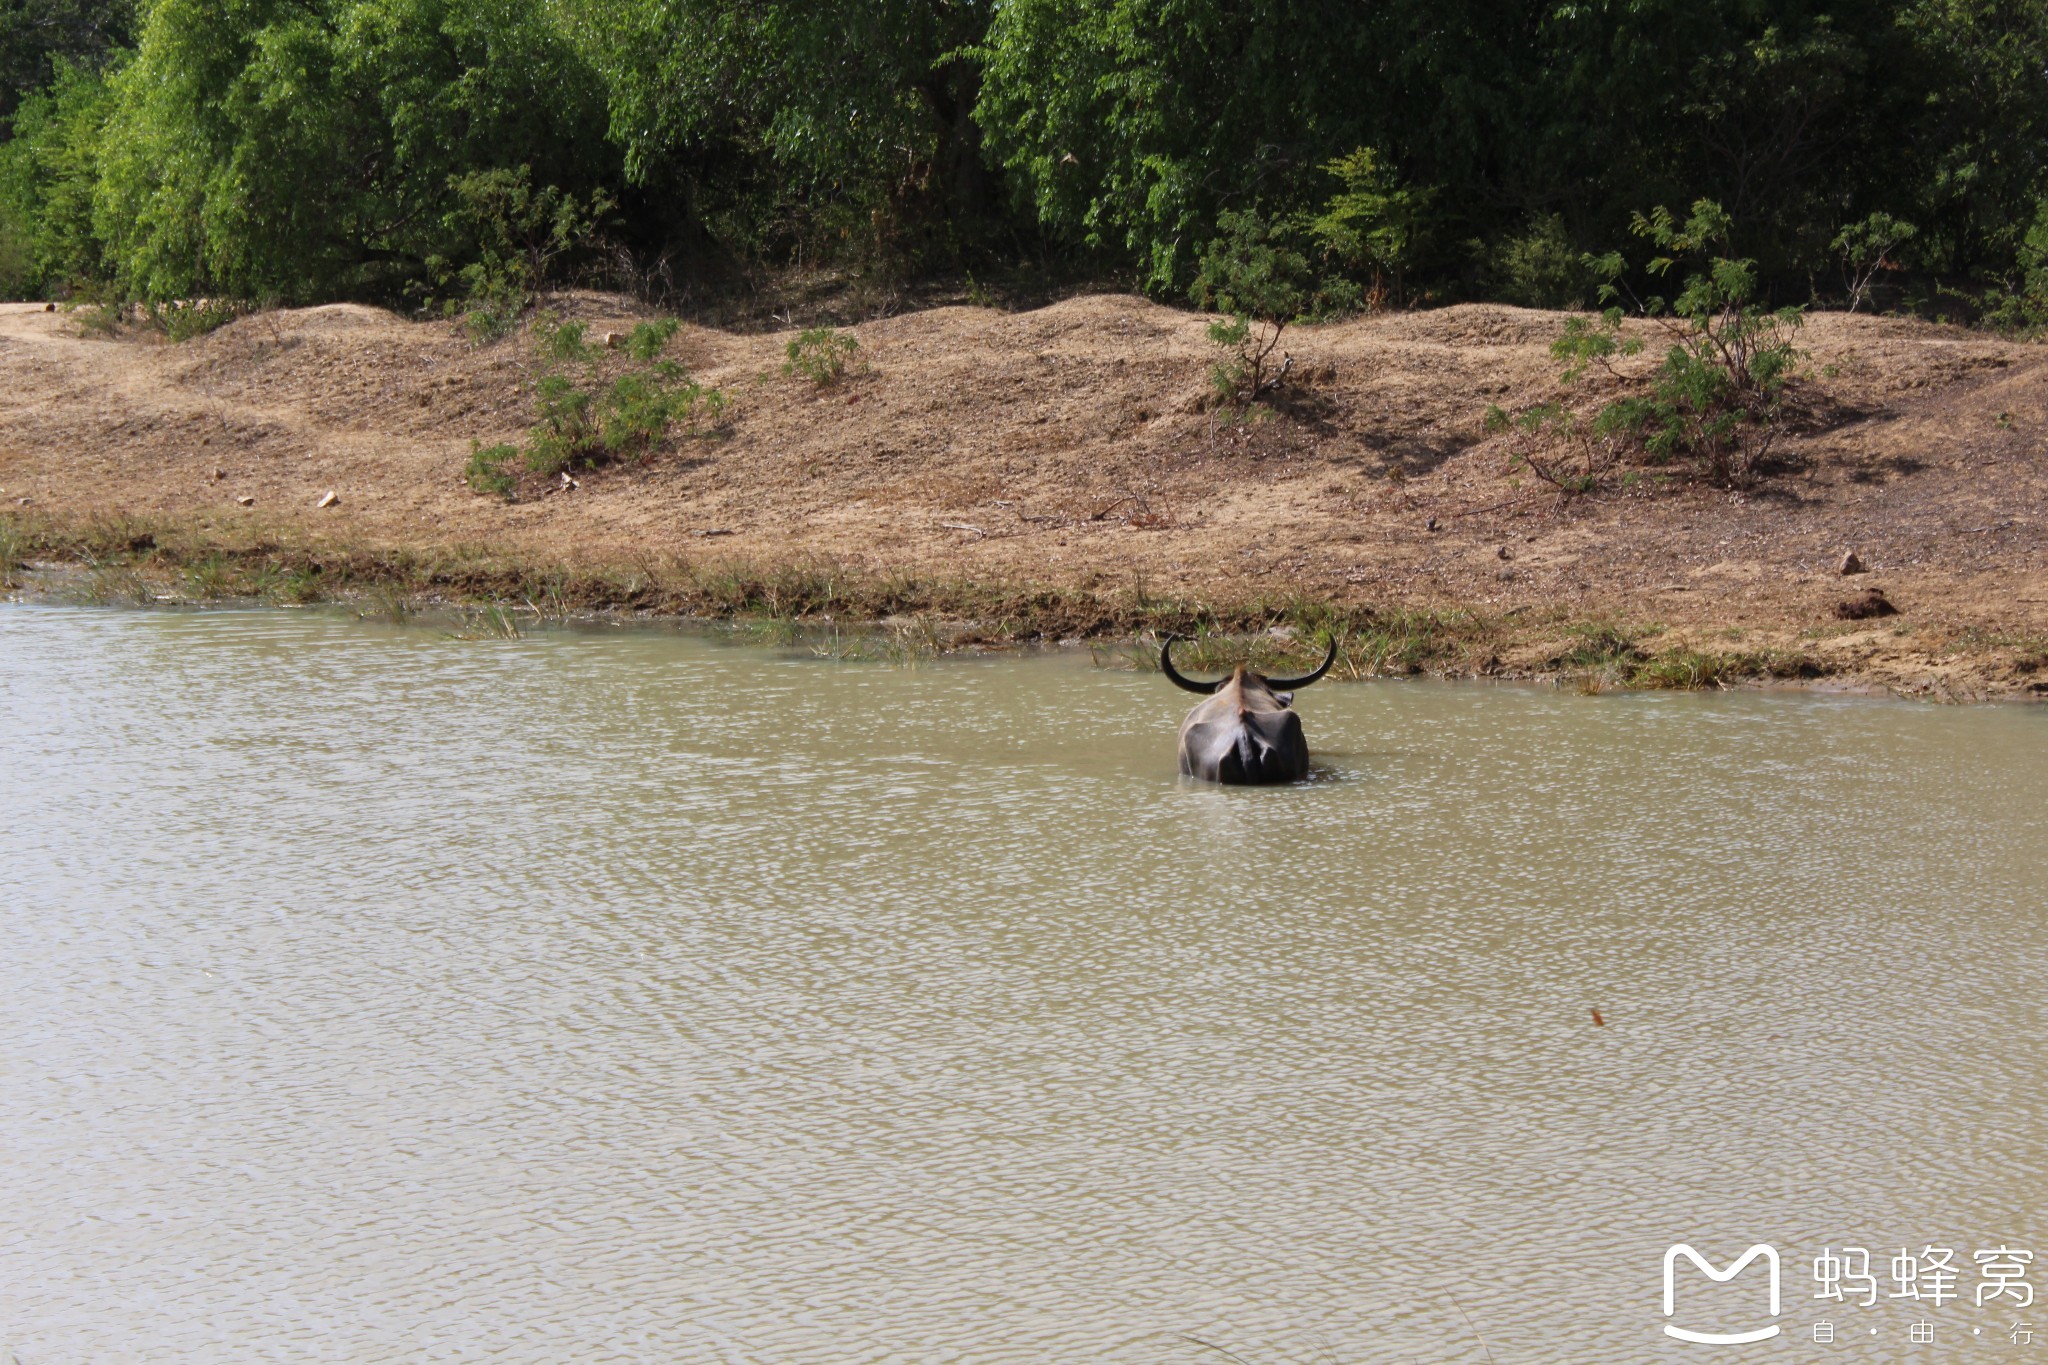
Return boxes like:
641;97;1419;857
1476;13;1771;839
2;294;2044;698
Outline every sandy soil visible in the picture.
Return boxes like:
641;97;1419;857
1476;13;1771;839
1;292;2045;697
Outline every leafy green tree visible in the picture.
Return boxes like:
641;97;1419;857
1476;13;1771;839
1831;212;1917;311
974;0;2048;302
562;0;996;263
0;56;117;295
1575;201;1806;486
1894;0;2048;278
981;1;1354;290
1302;147;1432;304
1191;208;1317;406
0;0;2042;316
93;0;613;302
1529;5;1907;276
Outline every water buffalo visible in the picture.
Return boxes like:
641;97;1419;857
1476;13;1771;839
1161;634;1338;784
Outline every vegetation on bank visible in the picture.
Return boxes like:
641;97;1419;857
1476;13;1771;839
0;508;1846;693
3;0;2048;332
463;314;727;499
1480;201;1811;490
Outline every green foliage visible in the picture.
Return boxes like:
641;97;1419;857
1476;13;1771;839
534;313;594;365
144;297;241;341
2021;205;2048;324
570;0;993;267
0;0;132;127
599;364;715;458
437;165;614;330
1485;398;1643;497
1493;202;1805;490
1192;209;1316;407
1;0;2045;315
1549;307;1645;383
93;0;612;303
1618;201;1806;485
1831;213;1917;312
782;327;859;386
1303;147;1431;302
462;304;519;347
465;441;520;499
1194;210;1309;325
1982;199;2048;332
467;312;725;498
70;298;120;335
976;1;1465;291
627;317;680;361
0;57;117;298
1491;214;1597;309
978;0;2048;304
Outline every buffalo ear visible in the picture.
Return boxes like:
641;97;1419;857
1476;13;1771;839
1273;691;1295;707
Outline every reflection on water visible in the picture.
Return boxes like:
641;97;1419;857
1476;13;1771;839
2;604;2044;1362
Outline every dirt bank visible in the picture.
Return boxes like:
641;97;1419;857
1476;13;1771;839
2;293;2045;698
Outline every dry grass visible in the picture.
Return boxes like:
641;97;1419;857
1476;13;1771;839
1;292;2045;697
5;507;1849;693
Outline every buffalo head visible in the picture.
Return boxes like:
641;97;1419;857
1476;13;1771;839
1161;634;1337;784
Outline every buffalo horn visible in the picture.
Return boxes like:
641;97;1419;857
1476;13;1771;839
1159;636;1223;695
1262;635;1340;690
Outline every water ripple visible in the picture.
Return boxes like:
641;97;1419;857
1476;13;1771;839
3;604;2045;1362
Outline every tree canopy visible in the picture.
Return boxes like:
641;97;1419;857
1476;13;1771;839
2;0;2045;321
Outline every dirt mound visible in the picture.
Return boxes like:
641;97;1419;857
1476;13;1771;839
1367;303;1570;348
1;292;2044;696
272;302;408;333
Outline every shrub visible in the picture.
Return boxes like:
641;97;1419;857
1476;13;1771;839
437;166;614;336
1192;209;1311;408
524;371;596;474
1831;213;1917;313
71;297;121;336
144;297;242;341
466;441;520;498
1484;399;1639;497
461;303;520;346
465;313;726;498
1302;146;1431;306
1983;199;2048;333
602;366;722;455
1625;203;1803;484
782;326;859;386
628;317;680;361
1585;201;1804;487
1487;201;1805;491
534;312;593;364
1490;213;1595;309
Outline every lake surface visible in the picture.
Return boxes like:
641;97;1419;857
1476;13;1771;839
3;603;2045;1363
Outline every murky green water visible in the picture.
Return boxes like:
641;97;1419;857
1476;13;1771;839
3;604;2045;1362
